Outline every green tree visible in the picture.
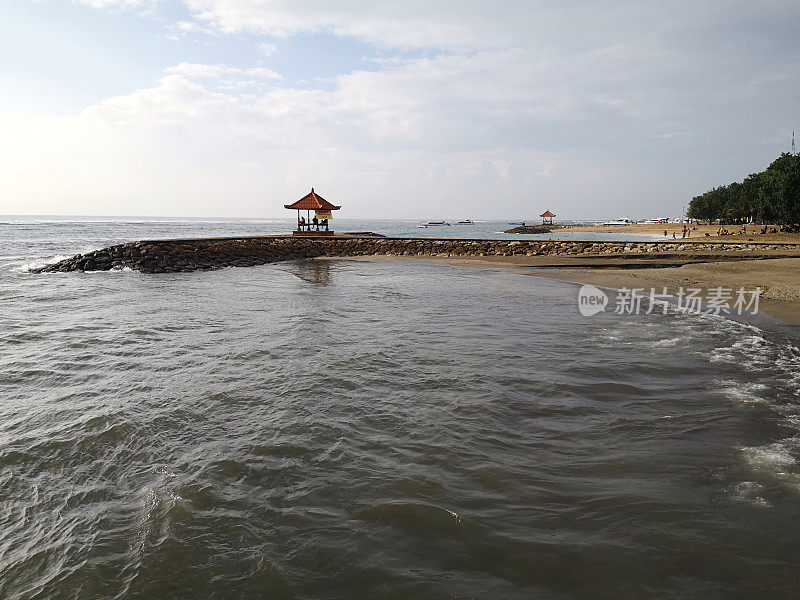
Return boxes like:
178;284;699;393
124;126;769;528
687;152;800;224
760;153;800;224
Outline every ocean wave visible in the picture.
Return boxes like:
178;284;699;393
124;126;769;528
741;436;800;494
646;336;685;347
708;334;771;366
13;254;71;273
715;380;771;405
729;481;771;507
742;438;799;472
353;502;470;538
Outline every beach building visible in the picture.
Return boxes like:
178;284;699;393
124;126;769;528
285;188;341;236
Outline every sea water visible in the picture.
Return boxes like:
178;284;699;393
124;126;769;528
1;219;799;599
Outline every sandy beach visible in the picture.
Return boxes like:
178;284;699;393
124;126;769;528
560;222;800;243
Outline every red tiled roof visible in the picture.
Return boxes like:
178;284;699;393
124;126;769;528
284;188;341;211
540;210;555;217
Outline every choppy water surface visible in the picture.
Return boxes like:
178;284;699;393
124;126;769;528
2;220;800;599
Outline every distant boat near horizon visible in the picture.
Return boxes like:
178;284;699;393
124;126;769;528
507;221;525;225
418;221;451;228
600;217;633;226
456;219;474;225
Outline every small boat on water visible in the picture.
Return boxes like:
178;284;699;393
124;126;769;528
457;219;474;225
419;221;451;227
600;217;633;226
507;221;525;225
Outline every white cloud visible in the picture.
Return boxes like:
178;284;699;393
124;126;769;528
72;0;161;10
8;1;800;218
0;50;655;218
174;20;219;36
165;63;282;80
165;63;228;78
258;42;277;56
245;67;281;80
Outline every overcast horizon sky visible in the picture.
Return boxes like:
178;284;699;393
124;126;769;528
1;1;798;220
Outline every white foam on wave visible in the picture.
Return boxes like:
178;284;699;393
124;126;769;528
647;336;685;348
688;308;765;336
742;439;798;473
681;310;800;502
775;345;800;397
730;481;771;508
445;508;462;524
13;254;71;273
709;334;771;367
715;380;771;406
741;437;800;494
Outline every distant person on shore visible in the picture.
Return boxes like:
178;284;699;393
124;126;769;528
682;225;687;238
664;230;668;237
672;232;676;239
312;216;319;230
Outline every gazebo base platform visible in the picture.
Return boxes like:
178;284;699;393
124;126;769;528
292;230;335;236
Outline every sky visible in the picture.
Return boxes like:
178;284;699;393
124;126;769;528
1;0;798;219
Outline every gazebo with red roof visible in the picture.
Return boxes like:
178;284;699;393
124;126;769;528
285;188;341;236
540;210;555;225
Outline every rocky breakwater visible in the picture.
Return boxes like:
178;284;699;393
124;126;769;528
33;237;800;274
34;237;333;274
504;225;552;234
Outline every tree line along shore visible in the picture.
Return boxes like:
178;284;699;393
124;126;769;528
687;152;800;228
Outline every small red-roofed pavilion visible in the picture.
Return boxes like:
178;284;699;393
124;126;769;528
285;188;341;236
540;210;555;225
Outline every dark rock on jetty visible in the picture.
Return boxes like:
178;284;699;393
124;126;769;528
32;235;800;274
504;225;552;234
